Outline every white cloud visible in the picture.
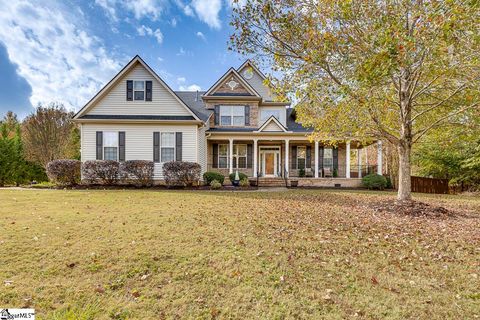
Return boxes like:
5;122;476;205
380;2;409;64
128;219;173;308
191;0;222;29
183;4;194;17
196;31;206;41
0;1;122;110
95;0;119;21
136;25;163;44
124;0;166;20
176;47;193;56
179;84;201;91
170;17;177;27
177;77;186;83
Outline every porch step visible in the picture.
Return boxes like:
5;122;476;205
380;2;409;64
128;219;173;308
257;178;286;187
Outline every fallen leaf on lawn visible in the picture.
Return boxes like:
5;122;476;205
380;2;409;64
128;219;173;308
371;276;379;285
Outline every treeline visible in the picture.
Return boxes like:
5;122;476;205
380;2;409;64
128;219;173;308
0;103;79;186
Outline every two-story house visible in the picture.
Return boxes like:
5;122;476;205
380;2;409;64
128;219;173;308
73;55;383;187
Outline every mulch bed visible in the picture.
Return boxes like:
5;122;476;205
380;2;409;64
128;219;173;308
370;199;457;218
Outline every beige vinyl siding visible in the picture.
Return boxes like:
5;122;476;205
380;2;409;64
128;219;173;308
262;121;284;132
81;123;198;179
258;106;287;126
238;66;274;100
197;126;207;174
88;63;191;116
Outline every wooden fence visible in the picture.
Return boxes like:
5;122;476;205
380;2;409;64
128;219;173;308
411;176;450;194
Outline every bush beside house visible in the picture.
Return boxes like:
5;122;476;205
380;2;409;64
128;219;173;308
362;174;387;190
163;161;201;187
121;160;154;187
203;172;225;185
228;172;248;184
82;160;120;185
46;159;81;186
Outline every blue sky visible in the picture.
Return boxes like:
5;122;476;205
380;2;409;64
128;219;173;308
0;0;246;118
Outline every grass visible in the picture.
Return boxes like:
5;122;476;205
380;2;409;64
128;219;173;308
0;188;479;319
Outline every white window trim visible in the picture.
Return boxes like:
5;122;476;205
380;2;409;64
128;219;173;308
233;144;247;169
103;131;118;161
134;80;145;101
218;144;229;168
297;146;306;170
219;105;245;126
160;132;176;163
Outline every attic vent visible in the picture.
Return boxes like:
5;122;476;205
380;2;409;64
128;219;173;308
227;78;238;90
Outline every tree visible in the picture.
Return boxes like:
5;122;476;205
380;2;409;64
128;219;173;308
230;0;480;201
22;103;79;168
0;113;25;186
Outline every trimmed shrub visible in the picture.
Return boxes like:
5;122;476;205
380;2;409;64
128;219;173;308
210;179;222;190
82;160;120;185
239;178;250;188
362;174;387;190
228;172;248;184
163;161;201;187
203;171;225;185
121;160;154;187
46;159;81;186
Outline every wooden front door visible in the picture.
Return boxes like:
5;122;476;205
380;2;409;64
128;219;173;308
265;153;275;175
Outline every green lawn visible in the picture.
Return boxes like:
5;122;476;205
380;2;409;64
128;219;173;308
0;189;479;319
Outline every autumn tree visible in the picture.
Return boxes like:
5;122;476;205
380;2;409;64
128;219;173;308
230;0;480;201
0;113;25;186
22;103;79;168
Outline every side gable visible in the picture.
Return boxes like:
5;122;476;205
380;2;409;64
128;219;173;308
203;68;261;98
257;116;288;132
237;60;274;101
74;56;200;121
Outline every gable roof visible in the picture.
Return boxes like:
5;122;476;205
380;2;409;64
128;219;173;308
203;67;261;98
256;115;289;132
175;91;212;121
237;59;268;80
73;55;201;121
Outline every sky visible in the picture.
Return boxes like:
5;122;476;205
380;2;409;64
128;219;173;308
0;0;247;118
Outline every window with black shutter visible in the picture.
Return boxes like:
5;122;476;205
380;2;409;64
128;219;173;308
126;81;133;101
145;81;152;101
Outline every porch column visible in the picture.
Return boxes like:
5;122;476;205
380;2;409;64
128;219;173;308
253;139;258;177
314;141;319;178
346;141;351;178
357;148;362;178
285;139;289;178
377;140;383;175
229;138;234;174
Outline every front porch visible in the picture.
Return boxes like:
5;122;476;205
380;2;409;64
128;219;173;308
206;137;383;182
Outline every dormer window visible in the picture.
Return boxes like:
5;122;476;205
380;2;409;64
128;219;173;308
134;81;145;100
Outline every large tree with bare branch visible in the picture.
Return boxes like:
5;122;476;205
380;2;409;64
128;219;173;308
230;0;480;201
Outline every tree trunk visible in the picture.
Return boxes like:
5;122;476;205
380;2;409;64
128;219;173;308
397;143;412;201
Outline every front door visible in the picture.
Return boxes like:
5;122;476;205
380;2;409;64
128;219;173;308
265;153;275;175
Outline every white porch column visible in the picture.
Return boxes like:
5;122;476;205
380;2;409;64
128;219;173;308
285;139;289;178
253;139;258;177
229;138;234;174
346;141;351;178
377;140;383;175
357;148;362;178
314;141;319;178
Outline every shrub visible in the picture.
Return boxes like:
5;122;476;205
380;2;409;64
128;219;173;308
82;160;120;185
210;179;222;190
362;174;387;190
299;168;305;177
163;161;201;187
46;159;81;186
203;171;225;185
228;172;248;184
239;178;250;188
120;160;154;187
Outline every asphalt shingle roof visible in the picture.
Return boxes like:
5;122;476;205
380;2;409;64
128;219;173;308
175;91;212;122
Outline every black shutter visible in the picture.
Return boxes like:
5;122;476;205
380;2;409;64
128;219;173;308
333;147;338;171
319;146;324;175
291;146;297;170
175;132;182;161
118;132;125;162
212;143;218;168
145;81;152;101
247;144;253;168
96;131;103;160
126;80;133;101
153;132;160;163
244;105;250;126
306;146;311;168
214;105;220;126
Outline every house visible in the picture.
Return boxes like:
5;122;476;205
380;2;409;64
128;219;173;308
73;55;383;187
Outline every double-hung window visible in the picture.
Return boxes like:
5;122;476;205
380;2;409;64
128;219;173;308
297;146;306;169
218;144;229;168
220;106;245;126
234;145;247;169
161;132;175;162
134;81;145;100
104;132;118;161
260;109;281;122
323;148;333;169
